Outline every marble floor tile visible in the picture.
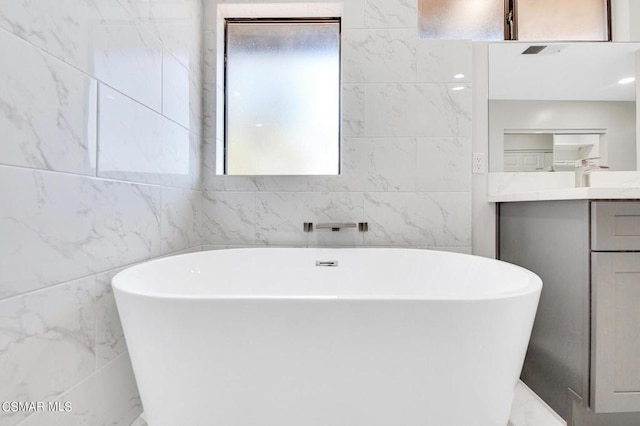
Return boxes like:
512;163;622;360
509;381;566;426
130;380;565;426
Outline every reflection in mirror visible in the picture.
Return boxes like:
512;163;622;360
502;130;604;172
489;42;640;172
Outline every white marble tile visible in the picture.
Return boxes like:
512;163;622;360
256;192;364;246
157;246;203;258
162;50;190;129
98;85;194;188
160;187;202;254
202;82;217;141
364;83;472;138
122;0;204;140
188;65;203;136
342;84;365;137
207;175;256;192
129;378;565;426
0;29;97;175
0;0;134;76
364;192;471;246
364;0;417;28
201;137;216;183
155;19;200;71
202;62;220;141
0;166;162;299
18;353;142;426
308;193;366;247
423;192;472;246
129;377;570;426
363;192;427;246
201;29;217;140
95;268;126;369
416;40;473;83
342;29;417;83
188;131;203;190
0;276;96;425
123;0;202;71
318;138;416;192
304;175;348;193
416;138;472;191
93;22;162;112
216;2;330;18
88;352;142;426
255;192;310;246
201;191;257;245
122;0;203;126
343;0;365;29
509;381;566;426
253;176;311;192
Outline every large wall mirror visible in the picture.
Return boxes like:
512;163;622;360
489;42;640;172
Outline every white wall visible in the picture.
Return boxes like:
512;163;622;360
489;100;637;172
612;0;640;41
201;0;474;254
0;1;203;424
471;42;496;258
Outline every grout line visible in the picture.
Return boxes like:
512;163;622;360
0;246;201;303
98;81;193;133
0;22;202;136
0;163;204;192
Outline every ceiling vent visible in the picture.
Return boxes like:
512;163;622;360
522;45;547;54
522;44;568;55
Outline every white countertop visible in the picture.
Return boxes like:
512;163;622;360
488;172;640;202
489;187;640;202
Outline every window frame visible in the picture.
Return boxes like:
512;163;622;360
222;17;342;175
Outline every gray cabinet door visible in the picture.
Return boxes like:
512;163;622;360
591;252;640;413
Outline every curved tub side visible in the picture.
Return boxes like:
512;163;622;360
115;289;541;426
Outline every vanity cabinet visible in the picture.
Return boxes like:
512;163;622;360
590;202;640;413
498;200;640;425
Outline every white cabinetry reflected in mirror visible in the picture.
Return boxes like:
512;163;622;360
489;42;640;173
502;130;604;172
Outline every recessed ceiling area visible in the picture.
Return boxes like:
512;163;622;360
489;42;640;101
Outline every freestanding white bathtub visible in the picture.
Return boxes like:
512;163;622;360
113;248;541;426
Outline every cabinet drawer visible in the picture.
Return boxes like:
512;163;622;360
591;201;640;251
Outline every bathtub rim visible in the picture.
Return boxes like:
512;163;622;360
112;247;542;302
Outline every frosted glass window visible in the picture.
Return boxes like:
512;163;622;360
419;0;610;41
517;0;609;41
225;19;340;175
418;0;504;41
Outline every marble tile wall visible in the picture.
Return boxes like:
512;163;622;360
0;0;203;424
201;0;473;253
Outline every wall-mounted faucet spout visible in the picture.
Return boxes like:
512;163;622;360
303;222;368;232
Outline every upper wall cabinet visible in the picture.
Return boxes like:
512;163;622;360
418;0;610;41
